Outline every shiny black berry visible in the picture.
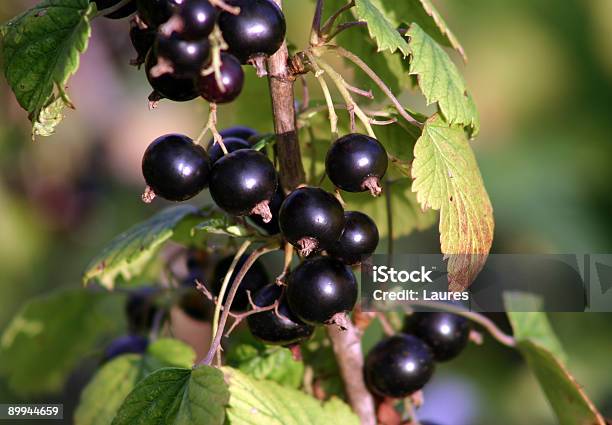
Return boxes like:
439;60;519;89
403;313;471;362
212;254;269;311
137;0;180;27
286;257;357;325
326;133;388;196
179;287;213;321
218;0;286;64
207;137;251;163
279;187;345;256
248;185;283;235
197;53;244;104
166;0;217;40
103;335;149;362
154;34;211;77
247;284;314;345
364;334;435;398
142;134;211;201
94;0;137;19
327;211;379;265
218;126;258;142
129;21;155;67
125;287;159;333
145;51;198;102
209;149;277;220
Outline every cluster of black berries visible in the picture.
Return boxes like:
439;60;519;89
94;0;286;103
364;313;472;401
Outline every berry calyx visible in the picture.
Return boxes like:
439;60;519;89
327;211;379;265
162;0;217;40
325;133;388;196
152;34;211;78
209;149;277;221
103;335;149;362
197;53;244;104
207;137;251;163
137;0;180;28
279;187;345;256
129;20;156;67
142;134;211;202
248;185;283;235
145;51;199;102
218;0;286;68
125;287;159;333
286;256;357;326
364;334;435;398
212;254;269;311
94;0;137;19
403;313;471;362
247;284;314;345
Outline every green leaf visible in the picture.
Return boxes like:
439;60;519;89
226;342;304;389
354;0;410;57
0;289;122;395
411;115;494;290
193;212;252;238
507;310;606;425
83;205;199;289
112;366;229;425
1;0;96;138
365;0;467;62
407;23;479;133
223;367;360;425
75;339;195;425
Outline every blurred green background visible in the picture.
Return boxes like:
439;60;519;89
1;0;611;424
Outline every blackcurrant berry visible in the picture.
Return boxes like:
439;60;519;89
212;254;269;311
125;287;159;333
209;149;277;221
218;126;258;142
218;0;286;66
364;334;435;398
142;134;211;201
247;284;314;345
403;313;471;362
145;51;199;102
248;185;283;235
179;286;213;321
279;187;345;256
94;0;137;19
207;137;251;163
286;256;357;325
197;53;244;104
164;0;217;40
137;0;180;27
153;34;211;77
103;335;149;362
327;211;379;265
129;21;156;67
325;133;388;196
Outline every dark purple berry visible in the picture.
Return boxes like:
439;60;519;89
94;0;137;19
218;0;286;65
103;335;149;362
212;254;269;311
217;126;258;142
247;284;314;345
286;256;357;326
125;287;159;333
130;21;156;67
154;34;211;77
279;187;345;256
179;286;213;321
209;149;277;220
403;313;471;362
207;137;251;163
165;0;217;40
137;0;180;27
145;51;199;102
327;211;379;265
197;53;244;104
364;334;435;398
142;134;211;201
326;133;388;196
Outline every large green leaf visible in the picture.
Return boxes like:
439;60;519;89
0;289;122;395
223;367;359;424
83;205;199;289
1;0;96;138
507;310;605;425
226;342;304;389
411;115;493;290
353;0;410;57
112;366;229;425
75;339;195;425
407;23;479;133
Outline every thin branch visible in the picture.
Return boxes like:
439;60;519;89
320;0;356;39
325;21;366;41
275;242;294;284
310;0;324;45
345;83;374;99
305;51;338;139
